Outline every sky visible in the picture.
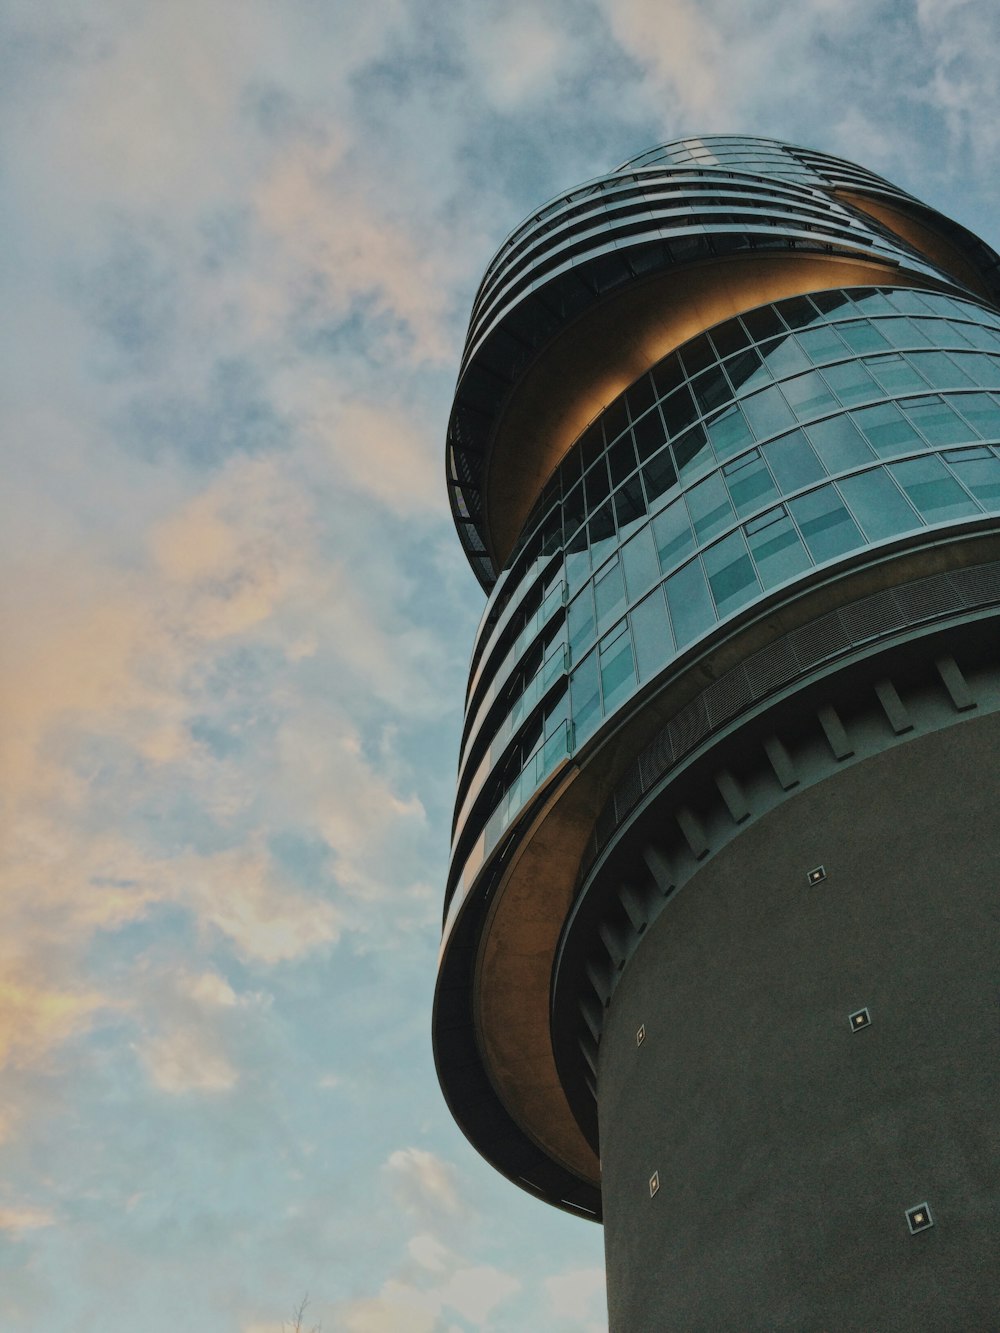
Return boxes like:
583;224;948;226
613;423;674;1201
2;1;1000;1330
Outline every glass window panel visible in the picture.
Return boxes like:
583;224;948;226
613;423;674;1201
579;422;605;471
846;291;895;317
763;429;827;490
599;626;636;713
595;558;626;633
723;451;780;516
652;357;685;401
879;316;932;349
884;289;934;316
569;649;601;744
608;433;638;486
614;475;647;540
633;408;666;462
665;558;716;648
626;373;657;421
908;351;974;389
781;370;838;419
901;397;974;446
805;415;875;472
674;425;715;482
866;353;927;394
945;451;1000;507
789;485;865;562
601;396;629;445
588;501;617;567
741;385;796;439
951;321;999;351
949;352;999;387
823;358;879;405
760;334;810;378
725;347;771;395
710;319;750;359
652;498;695;573
687;472;735;543
703;531;761;617
584;458;611;510
742;305;785;342
680;334;715;377
838;470;921;541
567;587;596;663
565;482;586;538
641;448;678;510
660;385;699;438
954;392;1000;436
837;319;890;353
621;527;659;602
691;367;732;415
746;508;812;588
630;589;673;683
706;404;755;460
796;325;847;363
779;296;819;329
889;455;981;521
852;403;922;458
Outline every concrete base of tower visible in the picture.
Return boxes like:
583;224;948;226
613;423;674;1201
596;713;1000;1331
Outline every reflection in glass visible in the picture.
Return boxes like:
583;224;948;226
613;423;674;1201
838;470;921;541
665;558;715;647
746;508;812;587
704;531;761;617
630;589;673;682
889;455;981;522
789;485;865;562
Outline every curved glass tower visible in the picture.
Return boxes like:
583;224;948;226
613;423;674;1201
434;136;1000;1327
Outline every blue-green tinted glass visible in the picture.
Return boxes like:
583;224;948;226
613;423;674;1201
954;393;1000;436
588;501;617;566
865;353;927;394
620;527;659;602
608;433;638;486
852;402;922;458
706;405;755;460
824;358;879;406
889;455;981;521
847;292;895;317
641;448;679;509
661;385;699;436
703;531;760;617
567;587;596;663
570;650;601;744
600;626;636;712
796;325;846;364
879;316;932;349
653;499;695;573
885;289;934;316
614;476;647;540
761;335;810;378
687;472;735;543
726;347;770;394
674;425;715;483
781;370;838;420
805;416;875;472
944;450;1000;507
901;397;974;446
838;319;890;353
837;470;921;541
746;508;811;588
789;485;865;562
665;558;715;648
950;321;999;351
630;589;674;683
763;429;827;490
565;531;590;598
908;351;974;389
741;385;796;439
723;451;779;516
691;367;732;415
949;352;998;387
594;559;626;633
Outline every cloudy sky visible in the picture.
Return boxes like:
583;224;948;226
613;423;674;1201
3;1;1000;1329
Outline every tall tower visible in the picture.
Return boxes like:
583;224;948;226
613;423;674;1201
434;137;1000;1328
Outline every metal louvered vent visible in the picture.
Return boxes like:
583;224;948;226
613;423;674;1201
583;557;1000;870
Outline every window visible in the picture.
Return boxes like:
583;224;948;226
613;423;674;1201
704;531;761;617
764;429;828;489
642;449;679;509
599;625;636;713
838;319;890;353
944;449;1000;507
570;650;601;744
621;527;660;601
852;402;921;458
674;425;715;483
687;472;735;543
789;485;864;562
866;353;927;394
805;415;874;472
723;450;780;516
630;589;673;682
614;475;647;540
837;470;921;541
746;507;812;587
908;350;974;390
653;498;695;573
741;385;796;439
824;358;878;406
595;558;626;633
567;588;595;664
706;405;755;460
781;370;838;419
665;559;716;647
890;455;981;522
901;396;974;446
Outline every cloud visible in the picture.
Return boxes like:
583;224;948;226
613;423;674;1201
384;1148;464;1220
0;1204;57;1236
545;1266;608;1328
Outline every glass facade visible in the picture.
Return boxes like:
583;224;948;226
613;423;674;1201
449;285;1000;900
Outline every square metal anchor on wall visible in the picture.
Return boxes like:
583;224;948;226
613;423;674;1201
649;1171;659;1198
906;1202;934;1234
807;865;827;885
636;1023;646;1047
849;1007;871;1031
